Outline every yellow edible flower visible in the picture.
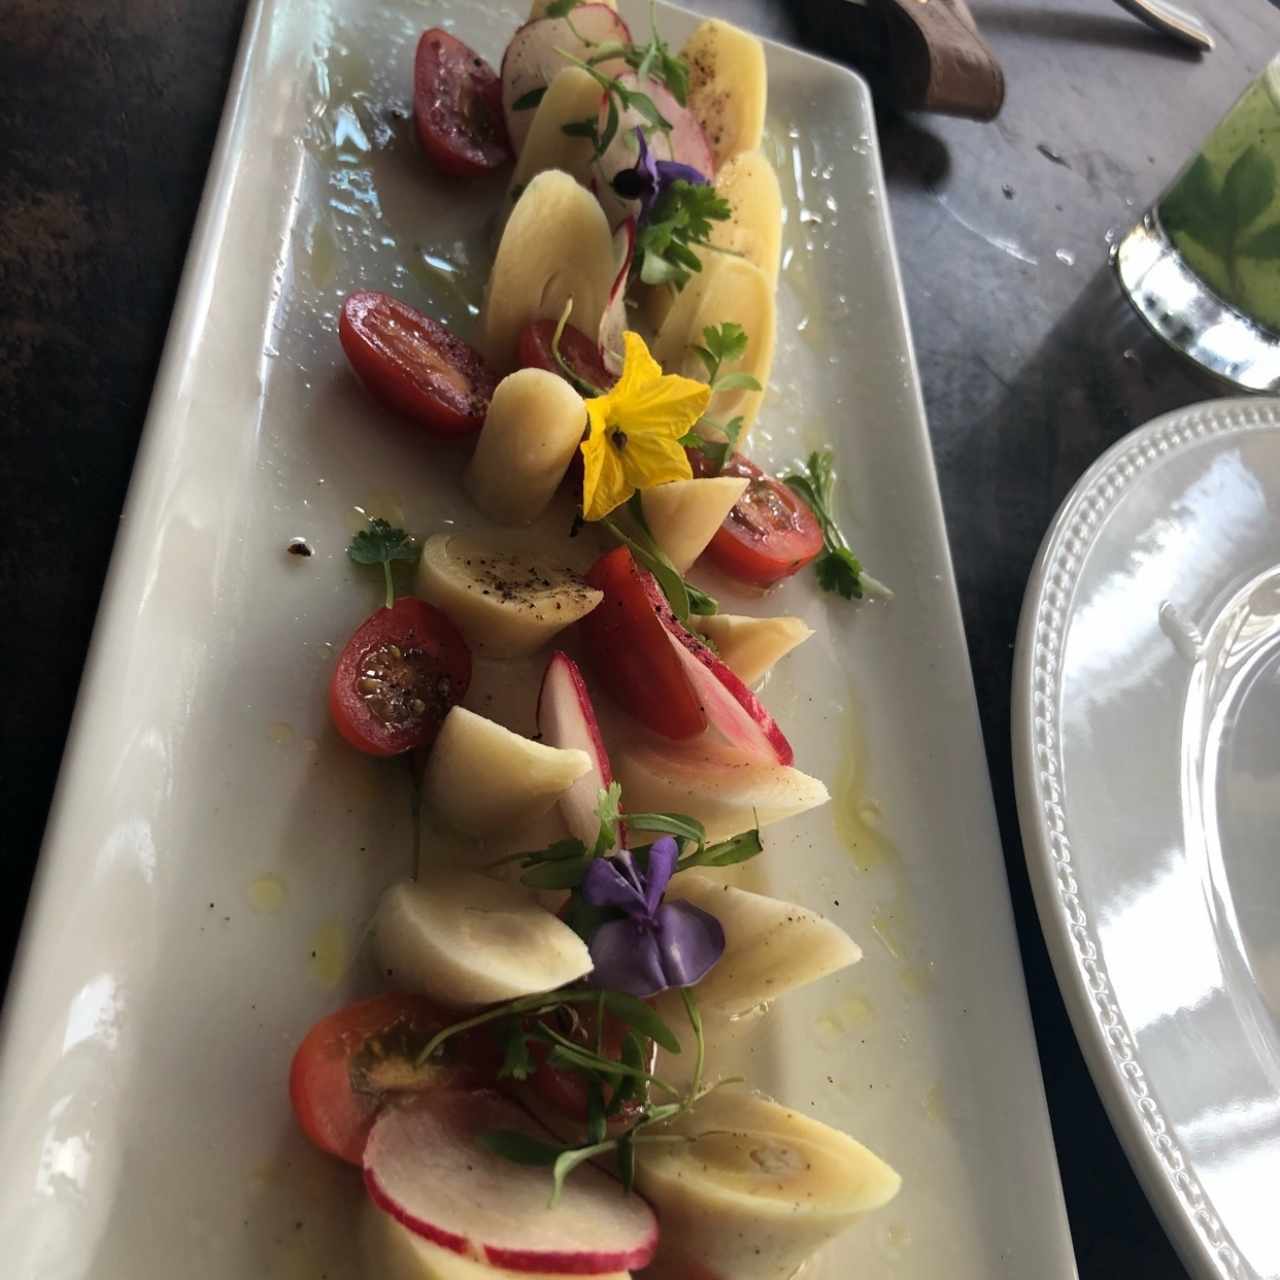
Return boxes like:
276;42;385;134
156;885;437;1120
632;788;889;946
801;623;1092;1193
580;331;711;521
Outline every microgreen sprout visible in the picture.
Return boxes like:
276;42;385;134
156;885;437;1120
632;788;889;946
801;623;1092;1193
347;517;419;609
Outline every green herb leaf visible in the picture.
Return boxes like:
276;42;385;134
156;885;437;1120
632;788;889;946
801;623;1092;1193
639;250;685;287
617;0;691;105
626;88;672;132
562;116;599;140
622;811;706;848
478;1130;563;1166
597;94;621;159
815;546;865;599
544;0;585;15
347;518;417;566
347;517;418;609
709;371;762;394
617;1130;637;1192
533;837;592;863
520;859;591;890
642;1101;684;1126
699;322;748;374
1223;144;1275;232
587;1081;608;1145
497;1021;536;1081
634;181;731;290
602;500;691;621
1160;155;1227;256
781;451;889;603
591;781;625;857
607;1033;646;1118
602;990;683;1054
511;86;547;111
551;1143;616;1204
687;584;719;615
677;825;763;871
1239;221;1280;261
561;895;618;945
683;415;744;475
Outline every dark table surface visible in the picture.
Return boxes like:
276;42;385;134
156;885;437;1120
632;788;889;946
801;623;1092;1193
4;0;1279;1275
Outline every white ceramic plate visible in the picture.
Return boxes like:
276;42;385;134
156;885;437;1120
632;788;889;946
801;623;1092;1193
1014;398;1280;1280
0;2;1073;1276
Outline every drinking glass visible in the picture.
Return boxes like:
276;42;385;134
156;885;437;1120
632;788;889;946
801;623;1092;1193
1114;55;1280;390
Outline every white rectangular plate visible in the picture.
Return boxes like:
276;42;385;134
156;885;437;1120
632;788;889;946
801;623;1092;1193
0;2;1075;1277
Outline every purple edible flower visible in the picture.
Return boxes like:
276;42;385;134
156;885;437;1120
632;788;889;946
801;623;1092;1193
580;837;725;999
610;128;709;224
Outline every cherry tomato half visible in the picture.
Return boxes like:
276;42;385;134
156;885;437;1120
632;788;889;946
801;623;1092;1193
517;319;617;395
695;453;823;588
289;994;485;1166
579;547;706;740
413;29;510;178
339;291;498;437
329;597;471;758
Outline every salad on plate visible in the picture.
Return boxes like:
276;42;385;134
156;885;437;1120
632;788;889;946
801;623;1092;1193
289;4;900;1277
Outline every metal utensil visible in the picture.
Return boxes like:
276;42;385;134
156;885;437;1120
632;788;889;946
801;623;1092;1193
1112;0;1214;52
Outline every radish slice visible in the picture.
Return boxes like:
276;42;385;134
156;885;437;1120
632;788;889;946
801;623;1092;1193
501;8;632;154
537;651;617;848
594;73;715;226
598;217;635;376
363;1091;658;1276
665;628;794;766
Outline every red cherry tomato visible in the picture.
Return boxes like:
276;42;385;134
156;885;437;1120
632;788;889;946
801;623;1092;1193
695;453;823;587
413;29;510;177
517;319;616;394
289;994;485;1166
339;291;498;437
329;597;471;758
579;548;706;740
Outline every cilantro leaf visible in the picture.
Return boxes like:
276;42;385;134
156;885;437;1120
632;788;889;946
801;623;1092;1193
815;546;866;600
780;451;890;603
591;781;624;856
347;517;418;608
682;415;744;474
692;322;748;380
347;517;417;566
634;182;731;290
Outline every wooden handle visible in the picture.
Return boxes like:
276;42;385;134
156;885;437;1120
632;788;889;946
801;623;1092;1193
876;0;1006;120
798;0;1006;121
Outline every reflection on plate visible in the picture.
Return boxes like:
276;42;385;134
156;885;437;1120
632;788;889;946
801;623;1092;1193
1015;398;1280;1280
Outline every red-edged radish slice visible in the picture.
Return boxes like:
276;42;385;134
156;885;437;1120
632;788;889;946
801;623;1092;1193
664;626;793;766
626;558;793;766
363;1090;658;1275
501;8;632;154
598;217;635;376
579;548;707;741
537;651;616;847
594;73;715;226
